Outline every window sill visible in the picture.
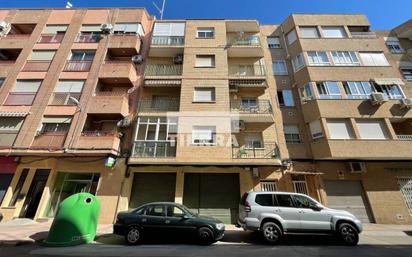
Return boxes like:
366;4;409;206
192;101;216;104
194;66;216;68
196;37;215;39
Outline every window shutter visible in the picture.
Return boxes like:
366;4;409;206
169;23;185;36
356;120;388;139
43;25;68;34
322;26;346;38
153;23;171;36
195;55;215;67
12;80;42;93
284;125;299;134
42;116;72;124
267;37;280;45
30;51;55;61
194;88;215;102
309;120;323;139
300;27;319;38
55;81;84;93
80;25;101;32
326;119;353;139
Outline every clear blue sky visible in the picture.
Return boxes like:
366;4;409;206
1;0;411;29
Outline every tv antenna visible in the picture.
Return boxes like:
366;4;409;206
153;0;167;20
65;1;73;8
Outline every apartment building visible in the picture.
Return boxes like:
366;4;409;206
261;14;412;224
0;8;154;223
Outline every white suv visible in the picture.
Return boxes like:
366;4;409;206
238;191;363;246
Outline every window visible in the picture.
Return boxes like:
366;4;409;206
145;204;165;217
401;68;412;81
331;51;360;66
292;53;305;72
299;83;314;101
292;195;318;209
39;116;72;134
192;126;216;145
195;55;215;67
0;78;4;88
374;84;404;99
197;28;214;38
255;194;274;206
326;119;353;139
299;27;320;38
267;37;280;48
193;87;215;102
275;194;294;208
316;81;341;99
309;120;324;140
343;81;373;99
277;90;294;107
241;97;258;110
359;52;389;66
307;51;330;66
385;37;405;54
5;80;42;106
356;119;389;139
0;117;24;147
284;125;301;144
51;80;85;105
322;26;347;38
286;29;297;45
29;51;56;61
113;23;144;36
153;22;185;37
272;60;288;75
244;133;263;149
43;25;68;34
166;205;185;218
70;51;95;61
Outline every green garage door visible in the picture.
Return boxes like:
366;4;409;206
183;173;240;224
129;173;176;209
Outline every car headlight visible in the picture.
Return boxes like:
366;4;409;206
215;223;225;230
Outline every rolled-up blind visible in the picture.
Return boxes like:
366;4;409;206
153;22;185;36
43;25;68;34
12;80;42;93
55;80;84;93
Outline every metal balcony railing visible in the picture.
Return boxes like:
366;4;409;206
38;34;65;43
4;92;36;106
350;32;376;38
64;60;93;71
22;61;51;72
145;64;183;76
0;132;18;148
133;141;176;158
151;36;185;46
397;135;412;141
228;64;266;76
31;132;68;149
81;131;118;137
75;33;101;43
49;92;81;105
230;99;272;114
232;142;279;159
138;98;180;112
228;35;260;46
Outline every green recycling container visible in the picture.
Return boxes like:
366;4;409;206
43;192;100;247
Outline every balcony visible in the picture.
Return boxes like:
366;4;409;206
138;98;180;113
63;61;92;72
350;32;377;39
151;36;185;46
133;141;176;158
38;34;65;44
0;60;15;77
230;99;273;123
226;35;263;57
145;64;182;77
0;131;18;148
232;142;279;159
21;61;51;72
0;34;30;48
229;79;267;91
75;131;120;152
31;132;67;149
99;60;137;82
87;92;129;117
74;33;101;43
149;36;185;57
4;93;36;106
49;92;81;105
108;34;142;56
228;64;266;78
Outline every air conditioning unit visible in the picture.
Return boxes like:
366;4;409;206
0;21;11;36
173;55;183;64
131;55;144;64
347;162;367;174
232;120;245;131
117;117;131;128
370;92;388;105
399;98;412;109
100;23;113;34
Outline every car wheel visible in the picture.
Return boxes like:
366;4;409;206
261;222;282;244
338;223;359;246
125;226;142;245
197;227;215;245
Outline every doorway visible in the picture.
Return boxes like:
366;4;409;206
20;169;50;219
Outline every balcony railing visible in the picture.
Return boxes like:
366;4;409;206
232;142;279;159
230;99;272;114
49;92;81;105
4;92;36;106
0;131;18;148
151;36;185;46
81;131;118;137
133;141;176;158
21;61;51;72
38;34;65;43
145;64;183;76
350;32;377;39
64;61;92;72
228;36;260;46
397;135;412;141
31;132;67;149
228;64;266;76
138;98;180;112
75;33;101;43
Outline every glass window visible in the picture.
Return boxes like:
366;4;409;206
401;68;412;81
375;84;404;99
331;51;360;66
55;80;84;93
286;29;297;45
272;60;288;75
255;194;274;206
244;133;263;149
284;125;301;144
316;81;341;99
275;194;294;207
292;53;305;72
70;51;95;61
193;87;216;102
241;97;258;109
299;27;320;38
145;204;165;216
293;195;318;209
307;51;330;66
326;119;353;139
167;205;186;218
322;26;347;38
344;81;373;99
192;126;216;145
195;55;215;67
309;120;324;140
299;83;314;101
197;28;214;38
356;119;389;139
267;37;280;48
385;37;405;54
359;52;389;66
277;90;294;107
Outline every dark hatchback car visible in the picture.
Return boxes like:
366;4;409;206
114;202;225;245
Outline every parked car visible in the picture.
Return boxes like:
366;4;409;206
114;202;225;245
238;192;363;246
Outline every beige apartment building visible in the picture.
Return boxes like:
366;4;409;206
0;8;411;225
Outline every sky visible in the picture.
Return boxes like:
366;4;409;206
0;0;411;30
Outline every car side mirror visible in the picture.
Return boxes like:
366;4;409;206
182;215;190;220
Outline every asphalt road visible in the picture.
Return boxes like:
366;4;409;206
2;230;412;257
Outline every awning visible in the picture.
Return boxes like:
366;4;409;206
144;79;181;87
373;78;405;86
0;112;30;117
286;171;323;175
